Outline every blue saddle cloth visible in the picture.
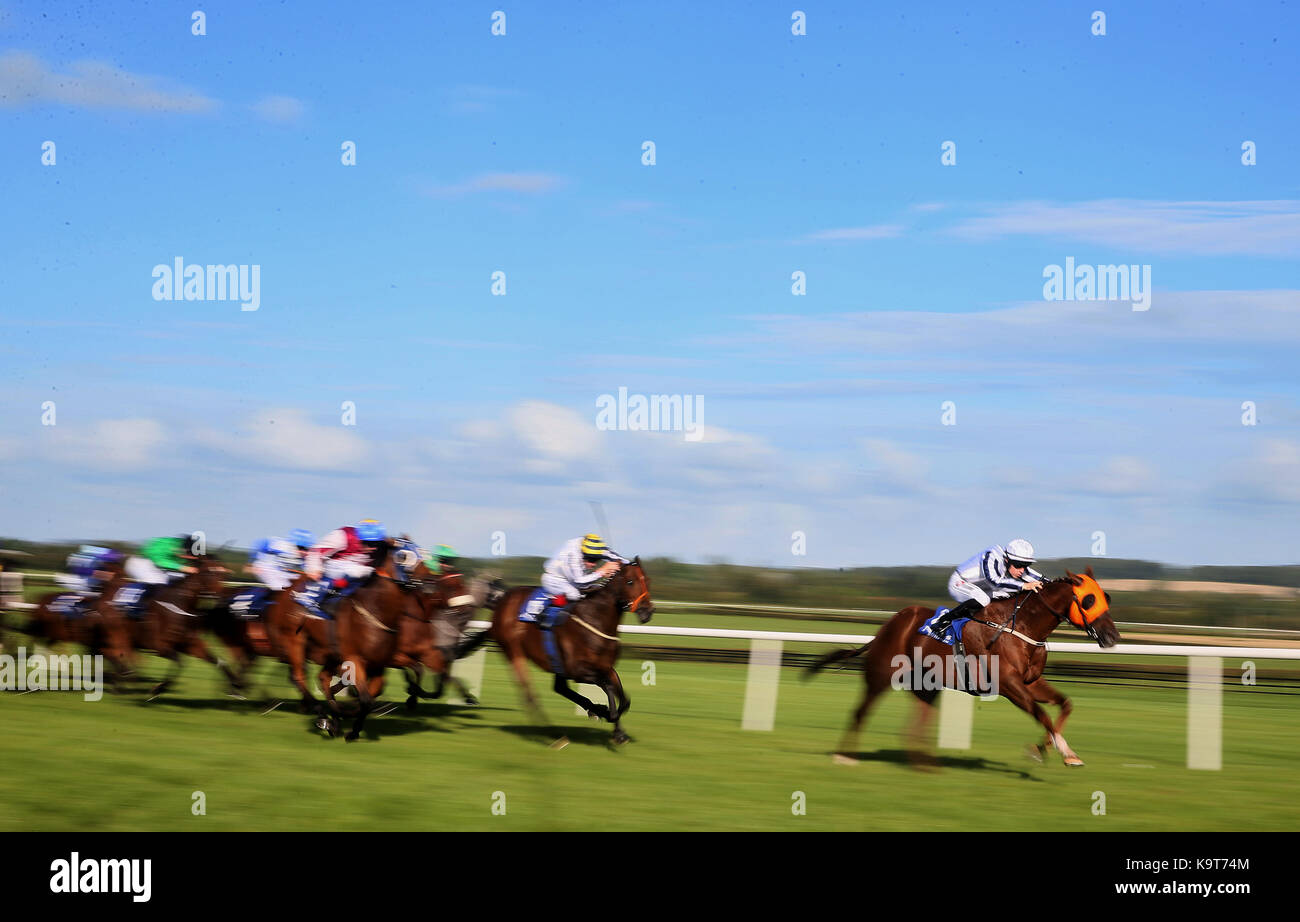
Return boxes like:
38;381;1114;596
229;586;273;620
49;593;91;619
918;607;972;647
110;583;150;619
517;588;568;674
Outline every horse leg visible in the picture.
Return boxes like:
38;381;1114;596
553;675;606;719
147;650;183;701
508;652;546;725
833;675;888;764
597;669;631;745
1002;679;1082;766
902;690;942;770
344;662;376;742
438;645;477;705
1026;679;1081;766
315;667;344;736
285;625;317;713
182;631;244;697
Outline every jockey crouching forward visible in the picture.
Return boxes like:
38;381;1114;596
536;534;626;628
934;538;1045;661
126;535;198;586
56;545;122;596
296;520;386;619
246;529;313;591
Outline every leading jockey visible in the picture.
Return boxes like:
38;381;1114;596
537;533;626;625
932;538;1045;659
297;519;387;619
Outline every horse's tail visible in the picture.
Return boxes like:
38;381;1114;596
803;641;871;680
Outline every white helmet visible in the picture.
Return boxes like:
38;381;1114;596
1005;539;1036;566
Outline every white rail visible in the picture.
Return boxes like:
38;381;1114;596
463;620;1300;658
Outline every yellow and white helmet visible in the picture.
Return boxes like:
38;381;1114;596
580;533;608;560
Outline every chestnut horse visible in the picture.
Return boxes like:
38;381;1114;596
26;560;135;684
806;568;1121;768
455;558;654;745
391;563;480;710
280;540;418;740
117;555;234;700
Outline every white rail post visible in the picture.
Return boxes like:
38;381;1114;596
447;648;485;705
741;638;783;731
1187;656;1222;770
937;690;973;749
574;683;606;716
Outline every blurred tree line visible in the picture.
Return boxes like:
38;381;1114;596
4;540;1297;628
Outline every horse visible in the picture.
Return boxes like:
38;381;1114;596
24;560;135;685
283;539;415;741
117;555;236;700
454;558;654;746
805;568;1121;768
390;562;481;710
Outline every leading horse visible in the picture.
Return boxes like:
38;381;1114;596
806;568;1120;768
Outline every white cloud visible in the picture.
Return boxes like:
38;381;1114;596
421;172;565;198
947;199;1300;256
0;51;217;112
510;400;599;460
800;224;905;242
1083;456;1156;496
251;94;305;123
194;408;371;472
46;418;167;469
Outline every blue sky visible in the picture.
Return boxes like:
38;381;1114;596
1;1;1297;567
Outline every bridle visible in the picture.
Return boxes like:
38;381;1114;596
980;579;1097;648
620;563;650;616
1020;579;1101;643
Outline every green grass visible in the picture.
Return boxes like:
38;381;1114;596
1;645;1296;831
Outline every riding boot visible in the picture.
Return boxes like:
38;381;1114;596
952;638;970;691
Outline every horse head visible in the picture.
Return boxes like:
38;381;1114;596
194;555;230;604
618;557;654;624
1058;566;1121;648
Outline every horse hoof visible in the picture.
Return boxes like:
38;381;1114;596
1025;745;1045;764
463;695;479;707
1064;756;1085;767
405;697;418;712
345;733;360;743
832;753;859;766
612;731;630;745
548;736;570;750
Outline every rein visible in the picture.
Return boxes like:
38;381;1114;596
571;615;619;642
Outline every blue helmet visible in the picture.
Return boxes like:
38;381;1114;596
289;528;314;549
356;519;386;542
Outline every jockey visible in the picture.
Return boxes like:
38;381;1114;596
56;545;123;595
126;534;199;586
540;533;627;614
424;544;460;575
245;529;312;591
297;519;386;618
932;539;1045;659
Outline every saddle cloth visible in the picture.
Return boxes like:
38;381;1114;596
918;607;972;647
